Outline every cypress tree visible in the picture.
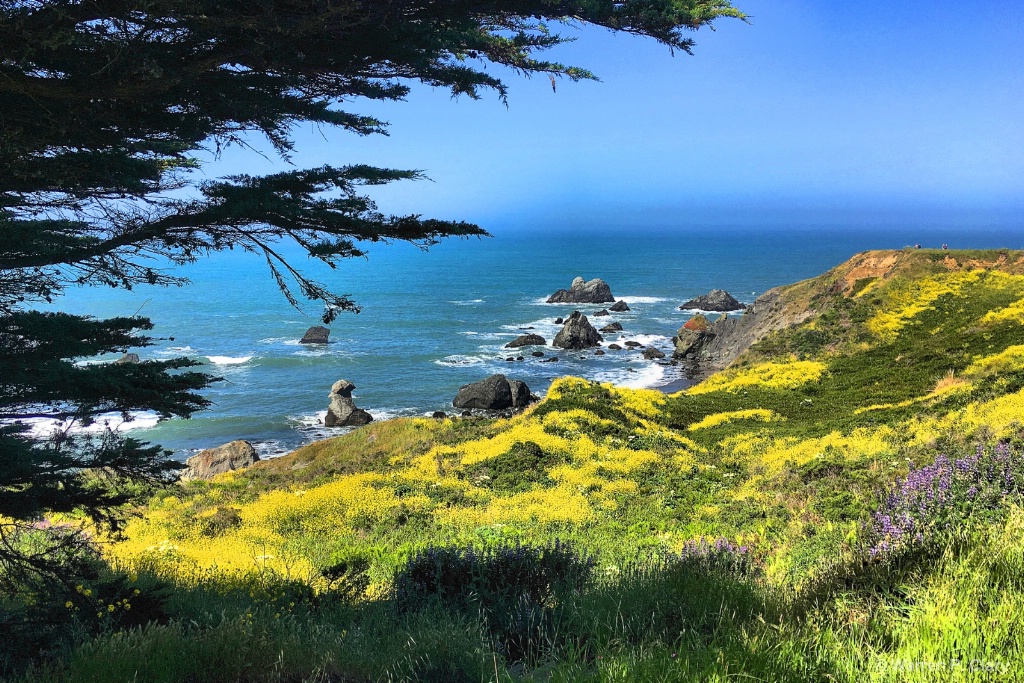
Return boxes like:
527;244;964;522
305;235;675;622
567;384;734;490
0;0;743;579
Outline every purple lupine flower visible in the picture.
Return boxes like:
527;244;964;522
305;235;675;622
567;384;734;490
868;443;1024;556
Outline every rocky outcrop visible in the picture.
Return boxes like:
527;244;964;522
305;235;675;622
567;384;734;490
608;343;622;350
182;440;259;481
552;311;602;350
325;379;373;427
453;374;535;410
599;322;623;333
505;333;546;349
609;300;630;312
673;314;711;359
546;277;614;304
679;289;745;312
114;353;141;364
642;347;666;360
299;326;330;344
593;309;609;317
673;290;808;379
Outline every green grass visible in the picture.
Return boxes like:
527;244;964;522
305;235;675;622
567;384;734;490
10;250;1024;681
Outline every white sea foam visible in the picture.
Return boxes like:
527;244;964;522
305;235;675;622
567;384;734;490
449;299;485;305
591;363;666;389
17;411;161;439
205;355;253;366
435;354;487;366
617;295;670;304
289;407;416;444
154;345;195;357
617;334;672;347
460;331;510;341
678;308;747;316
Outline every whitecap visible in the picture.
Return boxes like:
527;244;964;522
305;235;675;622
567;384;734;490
449;299;485;305
205;355;253;366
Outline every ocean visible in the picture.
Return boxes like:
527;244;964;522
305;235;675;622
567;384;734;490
39;224;1022;460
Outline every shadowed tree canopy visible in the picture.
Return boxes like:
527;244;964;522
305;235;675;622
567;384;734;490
0;0;743;581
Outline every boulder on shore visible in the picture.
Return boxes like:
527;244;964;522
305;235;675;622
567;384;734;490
546;277;615;304
609;300;630;312
325;379;373;427
552;311;603;350
679;289;745;312
182;440;259;481
453;374;535;410
505;333;546;349
299;326;330;344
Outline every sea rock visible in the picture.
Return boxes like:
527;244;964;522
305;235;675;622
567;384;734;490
643;347;666;360
546;277;615;304
540;357;559;363
532;351;545;357
432;411;447;419
182;440;259;481
552;311;603;350
624;341;643;348
453;374;535;410
554;317;564;325
599;322;623;333
505;333;546;349
594;349;605;356
299;326;330;344
593;309;609;317
114;353;141;364
679;289;745;312
608;344;622;350
609;300;630;312
325;379;373;427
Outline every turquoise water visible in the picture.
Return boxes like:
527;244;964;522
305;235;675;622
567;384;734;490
47;225;1022;459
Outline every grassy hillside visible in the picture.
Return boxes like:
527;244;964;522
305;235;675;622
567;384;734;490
12;248;1024;681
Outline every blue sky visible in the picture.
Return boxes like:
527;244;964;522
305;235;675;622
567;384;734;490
203;0;1024;231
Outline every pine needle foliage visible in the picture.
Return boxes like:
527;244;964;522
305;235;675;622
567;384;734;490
0;1;743;587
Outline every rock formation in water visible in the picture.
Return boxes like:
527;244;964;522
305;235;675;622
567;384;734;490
325;379;373;427
679;289;745;312
552;311;603;350
299;326;330;344
546;277;615;304
505;333;546;349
